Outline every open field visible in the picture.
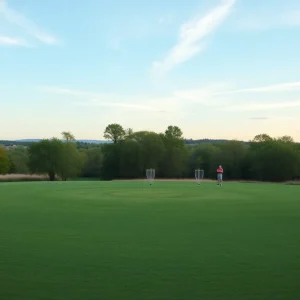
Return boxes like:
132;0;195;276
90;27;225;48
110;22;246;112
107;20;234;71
1;181;300;300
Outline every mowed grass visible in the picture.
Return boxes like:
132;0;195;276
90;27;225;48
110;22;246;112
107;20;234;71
0;181;300;300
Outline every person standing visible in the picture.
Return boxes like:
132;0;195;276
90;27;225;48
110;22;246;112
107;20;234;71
216;165;223;186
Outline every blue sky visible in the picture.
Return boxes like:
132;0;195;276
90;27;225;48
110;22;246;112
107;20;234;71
1;0;300;141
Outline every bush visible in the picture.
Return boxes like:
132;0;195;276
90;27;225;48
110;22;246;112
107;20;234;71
0;174;47;182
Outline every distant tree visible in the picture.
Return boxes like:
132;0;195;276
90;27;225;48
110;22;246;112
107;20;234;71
119;139;143;178
101;143;121;180
59;142;86;181
252;134;273;143
62;131;75;142
214;141;248;179
8;146;29;174
104;123;125;143
80;147;103;178
161;126;188;177
0;147;10;174
130;131;165;171
28;138;65;181
125;128;134;137
277;135;294;143
188;143;220;178
165;125;183;139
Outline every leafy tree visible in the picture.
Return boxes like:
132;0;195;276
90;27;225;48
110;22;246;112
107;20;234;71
104;123;125;143
249;139;300;181
165;125;183;140
62;131;75;142
214;141;247;179
80;147;103;178
160;126;188;177
130;131;165;171
8;146;29;174
0;147;10;174
125;128;134;138
277;135;294;143
252;134;273;143
28;138;65;181
101;143;121;180
188;143;220;178
59;142;86;181
119;139;143;178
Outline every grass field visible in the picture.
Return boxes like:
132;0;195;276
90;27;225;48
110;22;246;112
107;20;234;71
1;180;300;300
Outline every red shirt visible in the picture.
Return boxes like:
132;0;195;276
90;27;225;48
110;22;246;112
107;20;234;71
217;167;223;173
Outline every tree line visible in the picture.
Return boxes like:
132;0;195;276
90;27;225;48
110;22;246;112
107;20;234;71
1;125;300;182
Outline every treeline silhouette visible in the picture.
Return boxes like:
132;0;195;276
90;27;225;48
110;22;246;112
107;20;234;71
1;124;299;182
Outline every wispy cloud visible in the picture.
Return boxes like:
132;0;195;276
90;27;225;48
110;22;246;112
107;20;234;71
226;100;300;112
220;81;300;95
41;80;300;114
39;86;114;99
0;35;24;46
152;0;236;73
0;0;57;45
75;100;164;112
40;86;180;114
235;9;300;31
170;81;300;104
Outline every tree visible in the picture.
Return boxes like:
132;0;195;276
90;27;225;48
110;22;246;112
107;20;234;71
125;128;134;137
101;143;121;180
104;123;125;143
214;141;248;179
188;143;220;178
80;147;103;178
252;134;273;143
165;125;183;140
28;138;65;181
160;126;188;178
249;139;300;181
59;142;86;181
119;139;143;178
277;135;294;143
62;131;75;142
8;146;29;174
0;147;10;174
130;131;165;171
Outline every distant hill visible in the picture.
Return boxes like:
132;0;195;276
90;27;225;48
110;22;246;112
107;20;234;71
0;138;247;147
0;139;111;146
15;139;110;144
184;138;249;145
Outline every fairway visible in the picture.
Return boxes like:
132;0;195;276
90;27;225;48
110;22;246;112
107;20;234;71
1;181;300;300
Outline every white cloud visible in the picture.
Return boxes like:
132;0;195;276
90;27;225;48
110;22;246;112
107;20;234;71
41;86;181;115
152;0;236;73
0;0;57;45
0;35;24;46
41;80;300;115
170;81;300;104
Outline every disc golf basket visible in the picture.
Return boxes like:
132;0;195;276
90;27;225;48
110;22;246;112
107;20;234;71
146;168;155;185
195;169;204;184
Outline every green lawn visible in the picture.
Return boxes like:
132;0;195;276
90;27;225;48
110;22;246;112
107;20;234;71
0;180;300;300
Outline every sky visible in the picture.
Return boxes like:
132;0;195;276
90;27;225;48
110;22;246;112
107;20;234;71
1;0;300;141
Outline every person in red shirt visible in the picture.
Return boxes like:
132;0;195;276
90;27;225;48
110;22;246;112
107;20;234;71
216;165;223;186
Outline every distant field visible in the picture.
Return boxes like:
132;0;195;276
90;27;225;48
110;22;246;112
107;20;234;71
1;181;300;300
